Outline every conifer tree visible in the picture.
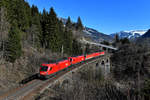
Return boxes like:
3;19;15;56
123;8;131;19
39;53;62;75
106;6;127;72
5;23;22;62
17;0;29;31
24;1;31;27
85;43;90;54
41;8;48;48
58;20;65;47
5;0;29;31
66;16;72;29
72;39;82;55
115;34;119;43
120;38;130;44
42;8;52;49
48;7;61;52
76;16;84;30
28;5;42;48
0;7;9;60
63;28;73;54
31;5;39;16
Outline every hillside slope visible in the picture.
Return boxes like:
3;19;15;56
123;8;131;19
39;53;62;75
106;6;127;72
83;27;113;42
142;29;150;38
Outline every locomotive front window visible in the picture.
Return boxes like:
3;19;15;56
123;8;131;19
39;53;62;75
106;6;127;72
70;58;72;62
40;66;48;71
49;67;52;71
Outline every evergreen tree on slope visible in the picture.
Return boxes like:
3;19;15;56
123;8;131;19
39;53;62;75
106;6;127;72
5;23;22;62
66;16;72;29
48;7;61;52
76;16;84;30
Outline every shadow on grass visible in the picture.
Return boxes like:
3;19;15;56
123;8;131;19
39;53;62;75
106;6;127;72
19;73;41;84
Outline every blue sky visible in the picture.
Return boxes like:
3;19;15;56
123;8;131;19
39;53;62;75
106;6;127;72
26;0;150;34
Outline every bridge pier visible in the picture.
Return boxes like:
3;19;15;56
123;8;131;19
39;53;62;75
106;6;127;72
96;57;111;79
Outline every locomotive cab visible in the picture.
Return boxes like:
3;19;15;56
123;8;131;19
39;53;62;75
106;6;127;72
39;65;50;79
40;66;48;72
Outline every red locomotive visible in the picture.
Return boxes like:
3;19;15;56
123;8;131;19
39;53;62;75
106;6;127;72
39;51;105;79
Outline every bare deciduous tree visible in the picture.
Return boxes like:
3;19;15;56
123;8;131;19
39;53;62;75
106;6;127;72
0;7;9;63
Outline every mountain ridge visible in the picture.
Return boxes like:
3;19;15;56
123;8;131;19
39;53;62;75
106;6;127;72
83;27;113;42
60;18;113;42
110;30;147;39
142;29;150;38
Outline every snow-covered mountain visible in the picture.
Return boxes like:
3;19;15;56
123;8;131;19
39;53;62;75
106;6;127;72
135;29;150;45
110;30;147;39
142;29;150;38
83;27;113;42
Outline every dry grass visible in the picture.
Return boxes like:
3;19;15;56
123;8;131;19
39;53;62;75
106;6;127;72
34;64;127;100
0;46;65;92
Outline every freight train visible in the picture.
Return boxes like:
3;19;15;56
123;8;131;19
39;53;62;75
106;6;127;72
39;51;105;79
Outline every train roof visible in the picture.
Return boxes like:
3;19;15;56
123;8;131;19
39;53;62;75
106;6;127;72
70;55;85;57
43;57;68;64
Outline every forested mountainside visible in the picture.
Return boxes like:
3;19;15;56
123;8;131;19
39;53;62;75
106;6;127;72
0;0;87;91
1;1;150;100
0;0;85;63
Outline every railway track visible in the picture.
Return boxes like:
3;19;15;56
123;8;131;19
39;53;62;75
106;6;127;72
0;55;105;100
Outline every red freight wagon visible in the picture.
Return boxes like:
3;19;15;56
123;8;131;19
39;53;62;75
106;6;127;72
95;52;101;56
85;53;95;60
85;52;104;60
69;55;85;65
100;51;105;55
58;60;71;70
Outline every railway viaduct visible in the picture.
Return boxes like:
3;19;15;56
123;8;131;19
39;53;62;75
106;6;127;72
81;37;118;54
39;40;117;93
40;52;112;93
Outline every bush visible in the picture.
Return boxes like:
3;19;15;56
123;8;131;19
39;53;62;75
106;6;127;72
111;43;150;81
35;66;127;100
141;79;150;99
